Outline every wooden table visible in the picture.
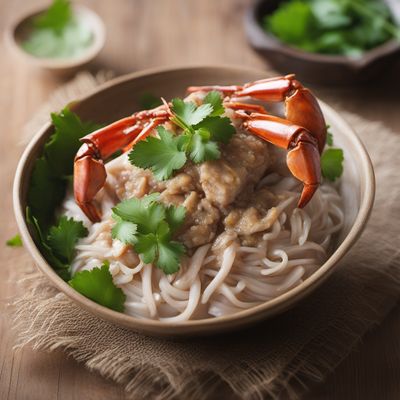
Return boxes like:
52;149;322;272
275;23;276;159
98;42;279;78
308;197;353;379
1;1;399;399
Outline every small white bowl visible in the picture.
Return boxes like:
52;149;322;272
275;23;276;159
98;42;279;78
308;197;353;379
6;4;105;73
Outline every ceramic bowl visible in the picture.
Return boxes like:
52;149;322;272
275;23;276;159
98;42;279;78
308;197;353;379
6;4;105;74
13;66;375;337
245;0;400;85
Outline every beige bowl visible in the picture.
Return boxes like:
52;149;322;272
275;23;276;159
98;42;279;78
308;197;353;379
13;66;375;337
6;4;105;73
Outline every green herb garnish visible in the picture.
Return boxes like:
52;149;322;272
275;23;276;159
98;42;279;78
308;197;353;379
321;148;344;181
129;91;235;179
26;107;99;280
111;194;186;274
22;0;93;59
27;107;100;228
264;0;400;57
6;234;23;247
47;216;88;264
69;262;126;312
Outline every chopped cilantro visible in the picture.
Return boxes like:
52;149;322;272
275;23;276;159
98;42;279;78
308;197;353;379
47;216;88;263
69;262;126;312
111;194;186;274
6;234;23;247
321;148;344;181
129;92;235;179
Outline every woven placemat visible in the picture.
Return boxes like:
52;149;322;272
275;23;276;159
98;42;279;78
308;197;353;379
10;72;400;400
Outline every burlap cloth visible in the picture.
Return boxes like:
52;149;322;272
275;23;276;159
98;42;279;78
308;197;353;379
10;72;400;400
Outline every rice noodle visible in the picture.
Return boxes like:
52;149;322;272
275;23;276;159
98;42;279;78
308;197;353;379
62;149;344;322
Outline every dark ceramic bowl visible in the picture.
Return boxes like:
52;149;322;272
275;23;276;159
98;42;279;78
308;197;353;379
245;0;400;85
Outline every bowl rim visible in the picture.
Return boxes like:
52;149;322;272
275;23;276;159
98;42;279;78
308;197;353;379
13;65;375;336
246;0;400;69
5;4;106;69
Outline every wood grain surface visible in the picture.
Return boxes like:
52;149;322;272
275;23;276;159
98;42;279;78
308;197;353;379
0;1;399;399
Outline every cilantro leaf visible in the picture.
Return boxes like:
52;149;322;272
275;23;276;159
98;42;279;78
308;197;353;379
47;216;88;263
34;0;73;33
26;207;71;280
171;98;213;126
134;233;158;264
321;148;344;181
27;157;66;228
6;234;23;247
203;91;225;117
157;239;185;274
165;205;186;233
326;126;333;146
111;196;186;274
111;215;138;245
112;194;165;234
46;107;102;177
195;116;235;144
69;262;126;312
129;126;187;180
189;131;220;163
134;222;185;274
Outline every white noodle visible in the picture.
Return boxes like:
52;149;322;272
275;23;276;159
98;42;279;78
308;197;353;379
62;147;345;321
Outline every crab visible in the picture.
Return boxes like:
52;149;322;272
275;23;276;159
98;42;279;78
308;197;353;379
74;74;326;222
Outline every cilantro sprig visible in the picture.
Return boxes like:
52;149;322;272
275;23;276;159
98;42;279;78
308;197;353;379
27;211;88;280
6;234;23;247
111;194;186;274
129;91;235;180
321;128;344;182
26;107;99;280
69;262;126;312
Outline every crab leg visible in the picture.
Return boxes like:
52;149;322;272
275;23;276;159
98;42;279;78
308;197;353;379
74;108;169;222
241;113;321;208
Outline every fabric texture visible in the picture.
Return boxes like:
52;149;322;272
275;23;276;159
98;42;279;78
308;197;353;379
10;72;400;400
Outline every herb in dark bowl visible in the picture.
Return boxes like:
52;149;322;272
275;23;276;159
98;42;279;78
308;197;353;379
263;0;400;57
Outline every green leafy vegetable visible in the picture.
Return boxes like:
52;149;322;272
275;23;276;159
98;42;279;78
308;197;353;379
34;0;73;32
47;216;88;263
26;108;98;280
129;127;187;180
46;108;101;177
22;0;93;59
264;0;400;56
27;107;100;228
326;126;333;146
69;262;126;312
129;92;235;179
111;194;186;274
321;148;344;181
6;234;23;247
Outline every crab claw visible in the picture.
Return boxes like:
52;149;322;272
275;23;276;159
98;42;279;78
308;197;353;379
287;132;321;208
74;144;107;222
